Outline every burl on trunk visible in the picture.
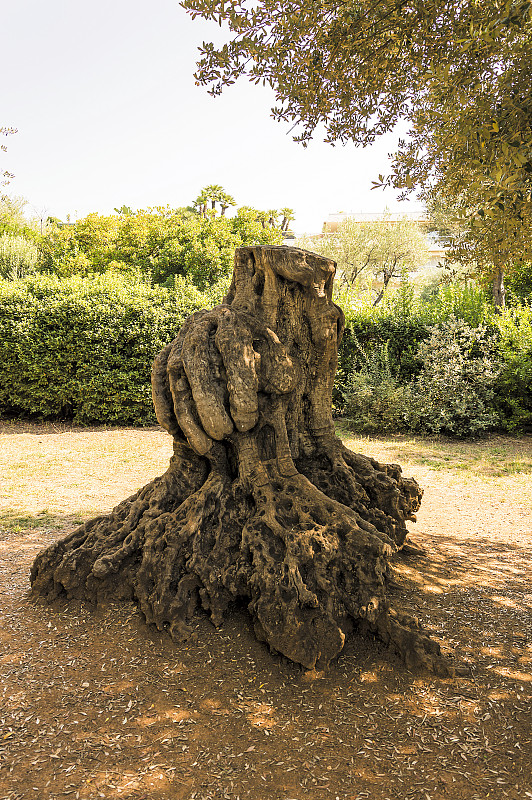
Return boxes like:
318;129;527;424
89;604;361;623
31;246;452;674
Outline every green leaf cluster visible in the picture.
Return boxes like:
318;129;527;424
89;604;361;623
38;203;284;289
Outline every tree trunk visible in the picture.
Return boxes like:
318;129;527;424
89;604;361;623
31;246;452;675
492;265;506;310
372;264;394;306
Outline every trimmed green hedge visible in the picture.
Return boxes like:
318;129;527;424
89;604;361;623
1;274;530;434
0;273;215;425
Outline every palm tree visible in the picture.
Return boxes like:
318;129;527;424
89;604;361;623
280;208;295;232
194;185;236;217
193;188;210;217
217;189;236;216
267;209;279;228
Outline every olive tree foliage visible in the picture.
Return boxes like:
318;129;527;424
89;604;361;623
297;217;428;303
182;0;532;304
404;11;532;309
387;5;532;213
427;195;532;307
182;1;531;212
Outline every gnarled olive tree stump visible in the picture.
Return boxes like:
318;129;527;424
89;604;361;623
31;246;452;674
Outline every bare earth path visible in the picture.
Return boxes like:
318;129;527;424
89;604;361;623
1;421;531;800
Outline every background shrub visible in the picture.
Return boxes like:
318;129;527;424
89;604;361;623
0;233;39;279
341;343;411;433
405;318;502;437
335;283;490;412
341;317;502;438
1;271;529;436
493;304;532;431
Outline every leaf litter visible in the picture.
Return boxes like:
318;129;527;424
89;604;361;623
0;422;531;799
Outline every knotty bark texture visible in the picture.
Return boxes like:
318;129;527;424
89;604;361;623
31;246;452;674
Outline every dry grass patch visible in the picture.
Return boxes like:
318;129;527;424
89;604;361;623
0;420;173;522
338;425;532;511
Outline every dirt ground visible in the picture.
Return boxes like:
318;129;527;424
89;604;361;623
1;421;531;800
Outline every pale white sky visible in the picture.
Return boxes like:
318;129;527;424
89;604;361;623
2;0;423;234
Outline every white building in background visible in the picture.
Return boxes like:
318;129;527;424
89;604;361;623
322;211;447;273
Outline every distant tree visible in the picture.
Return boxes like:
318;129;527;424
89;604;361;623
228;205;287;241
298;221;377;291
1;120;38;257
253;209;269;229
218;192;235;217
279;208;295;233
297;216;428;303
267;209;279;227
39;213;120;277
369;220;429;306
0;195;30;236
239;205;294;232
427;195;532;308
0;195;39;245
0;233;38;280
193;187;209;217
